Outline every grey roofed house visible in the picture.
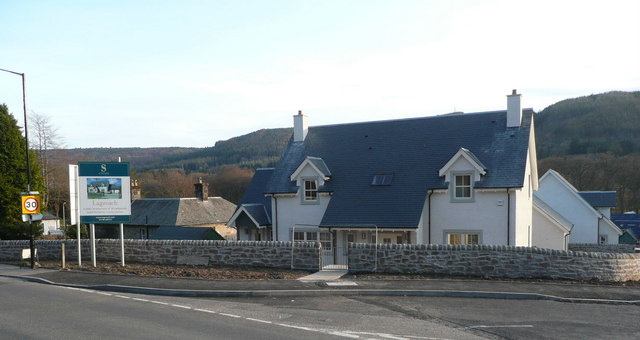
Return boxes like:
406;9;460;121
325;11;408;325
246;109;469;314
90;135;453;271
265;109;534;229
150;226;224;240
227;168;274;239
578;191;617;208
129;197;236;227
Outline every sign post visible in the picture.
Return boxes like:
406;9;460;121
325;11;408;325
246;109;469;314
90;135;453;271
21;192;41;268
78;162;131;267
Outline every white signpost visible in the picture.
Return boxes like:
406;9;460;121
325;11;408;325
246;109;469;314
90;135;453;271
69;165;81;266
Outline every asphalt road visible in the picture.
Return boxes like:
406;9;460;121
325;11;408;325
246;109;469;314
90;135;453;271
0;276;478;339
2;275;639;340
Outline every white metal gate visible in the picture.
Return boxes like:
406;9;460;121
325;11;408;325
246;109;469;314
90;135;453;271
321;245;348;270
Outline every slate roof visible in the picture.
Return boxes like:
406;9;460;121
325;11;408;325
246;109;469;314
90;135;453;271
128;197;236;227
308;157;332;177
611;213;640;237
578;191;617;208
228;168;274;227
265;109;534;228
149;226;224;240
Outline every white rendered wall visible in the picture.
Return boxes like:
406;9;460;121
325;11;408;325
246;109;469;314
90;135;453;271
598;219;620;244
428;190;510;245
536;175;599;244
273;164;331;241
512;152;534;247
532;208;567;250
597;207;611;219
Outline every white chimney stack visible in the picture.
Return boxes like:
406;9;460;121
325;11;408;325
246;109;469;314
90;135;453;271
507;89;522;128
293;110;308;142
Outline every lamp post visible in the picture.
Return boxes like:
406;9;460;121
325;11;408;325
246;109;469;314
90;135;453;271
0;68;35;269
62;201;66;229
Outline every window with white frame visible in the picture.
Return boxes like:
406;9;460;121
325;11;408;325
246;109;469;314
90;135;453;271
454;174;472;199
293;231;332;250
303;179;318;202
446;232;479;245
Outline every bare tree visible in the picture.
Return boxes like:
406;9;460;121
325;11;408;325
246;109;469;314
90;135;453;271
29;112;65;209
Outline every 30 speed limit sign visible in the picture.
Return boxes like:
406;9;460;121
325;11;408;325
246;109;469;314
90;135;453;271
21;195;41;214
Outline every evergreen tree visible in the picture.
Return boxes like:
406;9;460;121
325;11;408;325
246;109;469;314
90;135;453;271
0;104;43;238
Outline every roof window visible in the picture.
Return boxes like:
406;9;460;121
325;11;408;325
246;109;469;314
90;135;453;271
372;174;393;186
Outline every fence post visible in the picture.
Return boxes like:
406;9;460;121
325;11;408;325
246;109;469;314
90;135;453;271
61;242;65;269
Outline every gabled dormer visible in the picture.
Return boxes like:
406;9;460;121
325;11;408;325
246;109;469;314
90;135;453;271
438;148;487;202
290;156;331;204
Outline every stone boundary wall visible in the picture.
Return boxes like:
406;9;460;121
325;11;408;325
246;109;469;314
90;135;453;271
569;243;638;253
3;241;640;281
0;240;320;270
348;244;640;282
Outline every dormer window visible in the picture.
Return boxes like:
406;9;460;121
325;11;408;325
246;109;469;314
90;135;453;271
454;174;472;199
450;171;474;202
304;179;318;202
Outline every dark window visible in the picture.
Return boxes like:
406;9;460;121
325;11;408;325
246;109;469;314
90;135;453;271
454;174;472;198
304;179;318;201
372;174;393;186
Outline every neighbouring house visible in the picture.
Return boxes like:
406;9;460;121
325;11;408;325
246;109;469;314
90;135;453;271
96;181;237;240
40;211;62;235
233;91;571;264
611;213;640;244
149;226;224;241
535;169;622;245
227;168;274;241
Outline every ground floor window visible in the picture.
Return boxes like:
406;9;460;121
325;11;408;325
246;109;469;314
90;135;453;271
599;234;608;245
294;230;332;250
446;232;479;245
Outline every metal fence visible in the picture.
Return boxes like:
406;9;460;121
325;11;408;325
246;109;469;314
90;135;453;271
320;245;348;270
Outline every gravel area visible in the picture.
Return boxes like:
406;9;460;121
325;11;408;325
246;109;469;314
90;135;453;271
36;261;312;280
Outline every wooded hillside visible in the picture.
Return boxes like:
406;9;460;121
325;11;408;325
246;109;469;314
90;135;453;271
48;90;640;213
536;91;640;213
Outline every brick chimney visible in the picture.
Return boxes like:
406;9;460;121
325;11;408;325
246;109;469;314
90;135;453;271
194;177;208;201
293;110;308;142
507;89;522;128
131;179;142;200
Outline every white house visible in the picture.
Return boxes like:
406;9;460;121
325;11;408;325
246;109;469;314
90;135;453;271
229;91;571;264
40;211;62;235
535;169;622;245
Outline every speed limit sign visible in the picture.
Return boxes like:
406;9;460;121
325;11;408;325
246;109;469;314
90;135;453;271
21;195;41;214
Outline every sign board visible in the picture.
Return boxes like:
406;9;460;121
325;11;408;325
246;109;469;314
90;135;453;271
21;194;41;214
78;162;131;223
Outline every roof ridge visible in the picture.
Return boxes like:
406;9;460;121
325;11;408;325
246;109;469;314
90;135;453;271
307;108;535;130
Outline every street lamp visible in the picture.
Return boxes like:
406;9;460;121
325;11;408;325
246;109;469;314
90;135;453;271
0;68;35;269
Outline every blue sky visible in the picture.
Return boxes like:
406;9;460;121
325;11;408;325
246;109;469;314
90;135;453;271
1;0;638;148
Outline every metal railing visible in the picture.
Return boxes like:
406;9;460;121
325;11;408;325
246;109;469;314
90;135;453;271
320;245;348;270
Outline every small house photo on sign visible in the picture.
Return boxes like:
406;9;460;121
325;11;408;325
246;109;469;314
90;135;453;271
86;178;122;199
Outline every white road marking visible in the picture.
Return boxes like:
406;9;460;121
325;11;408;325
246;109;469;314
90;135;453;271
194;308;217;314
171;304;192;309
245;317;272;324
150;300;169;305
56;285;454;340
467;325;534;329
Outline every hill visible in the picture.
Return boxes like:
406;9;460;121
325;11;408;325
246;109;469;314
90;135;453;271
535;91;640;158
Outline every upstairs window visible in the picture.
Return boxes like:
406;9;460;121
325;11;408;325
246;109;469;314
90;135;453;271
372;174;393;186
304;179;318;201
454;174;472;199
